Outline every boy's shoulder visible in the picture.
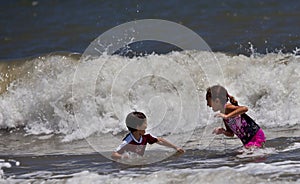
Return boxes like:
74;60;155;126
122;133;132;142
144;133;158;144
121;133;157;144
144;133;157;139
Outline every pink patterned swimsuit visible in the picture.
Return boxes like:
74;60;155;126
223;114;266;148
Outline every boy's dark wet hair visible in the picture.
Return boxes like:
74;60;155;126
126;111;147;132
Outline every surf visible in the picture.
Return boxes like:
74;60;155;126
0;50;299;143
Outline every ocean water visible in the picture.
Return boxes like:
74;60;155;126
1;0;300;183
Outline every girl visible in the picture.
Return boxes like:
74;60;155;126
206;85;266;148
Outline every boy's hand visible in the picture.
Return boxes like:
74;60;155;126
176;147;185;155
176;147;185;154
173;147;185;157
121;152;130;159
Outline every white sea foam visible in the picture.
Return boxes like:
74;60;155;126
3;166;299;184
236;147;277;158
236;160;300;180
280;142;300;152
0;51;299;142
0;160;11;179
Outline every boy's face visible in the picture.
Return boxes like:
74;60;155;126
136;121;147;136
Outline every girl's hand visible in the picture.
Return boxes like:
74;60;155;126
214;113;228;119
212;127;225;135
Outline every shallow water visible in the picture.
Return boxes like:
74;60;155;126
1;131;300;183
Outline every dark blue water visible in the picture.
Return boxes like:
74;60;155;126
1;0;300;60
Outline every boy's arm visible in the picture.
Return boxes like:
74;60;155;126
111;138;130;160
156;137;185;153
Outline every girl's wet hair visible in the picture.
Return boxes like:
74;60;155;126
126;111;147;132
206;85;238;106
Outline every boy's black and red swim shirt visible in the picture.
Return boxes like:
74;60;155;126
115;133;158;156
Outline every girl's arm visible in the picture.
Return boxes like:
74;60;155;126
223;122;234;137
213;124;234;137
213;104;247;137
156;137;185;153
215;104;248;119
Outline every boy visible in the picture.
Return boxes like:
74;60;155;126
111;111;185;159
